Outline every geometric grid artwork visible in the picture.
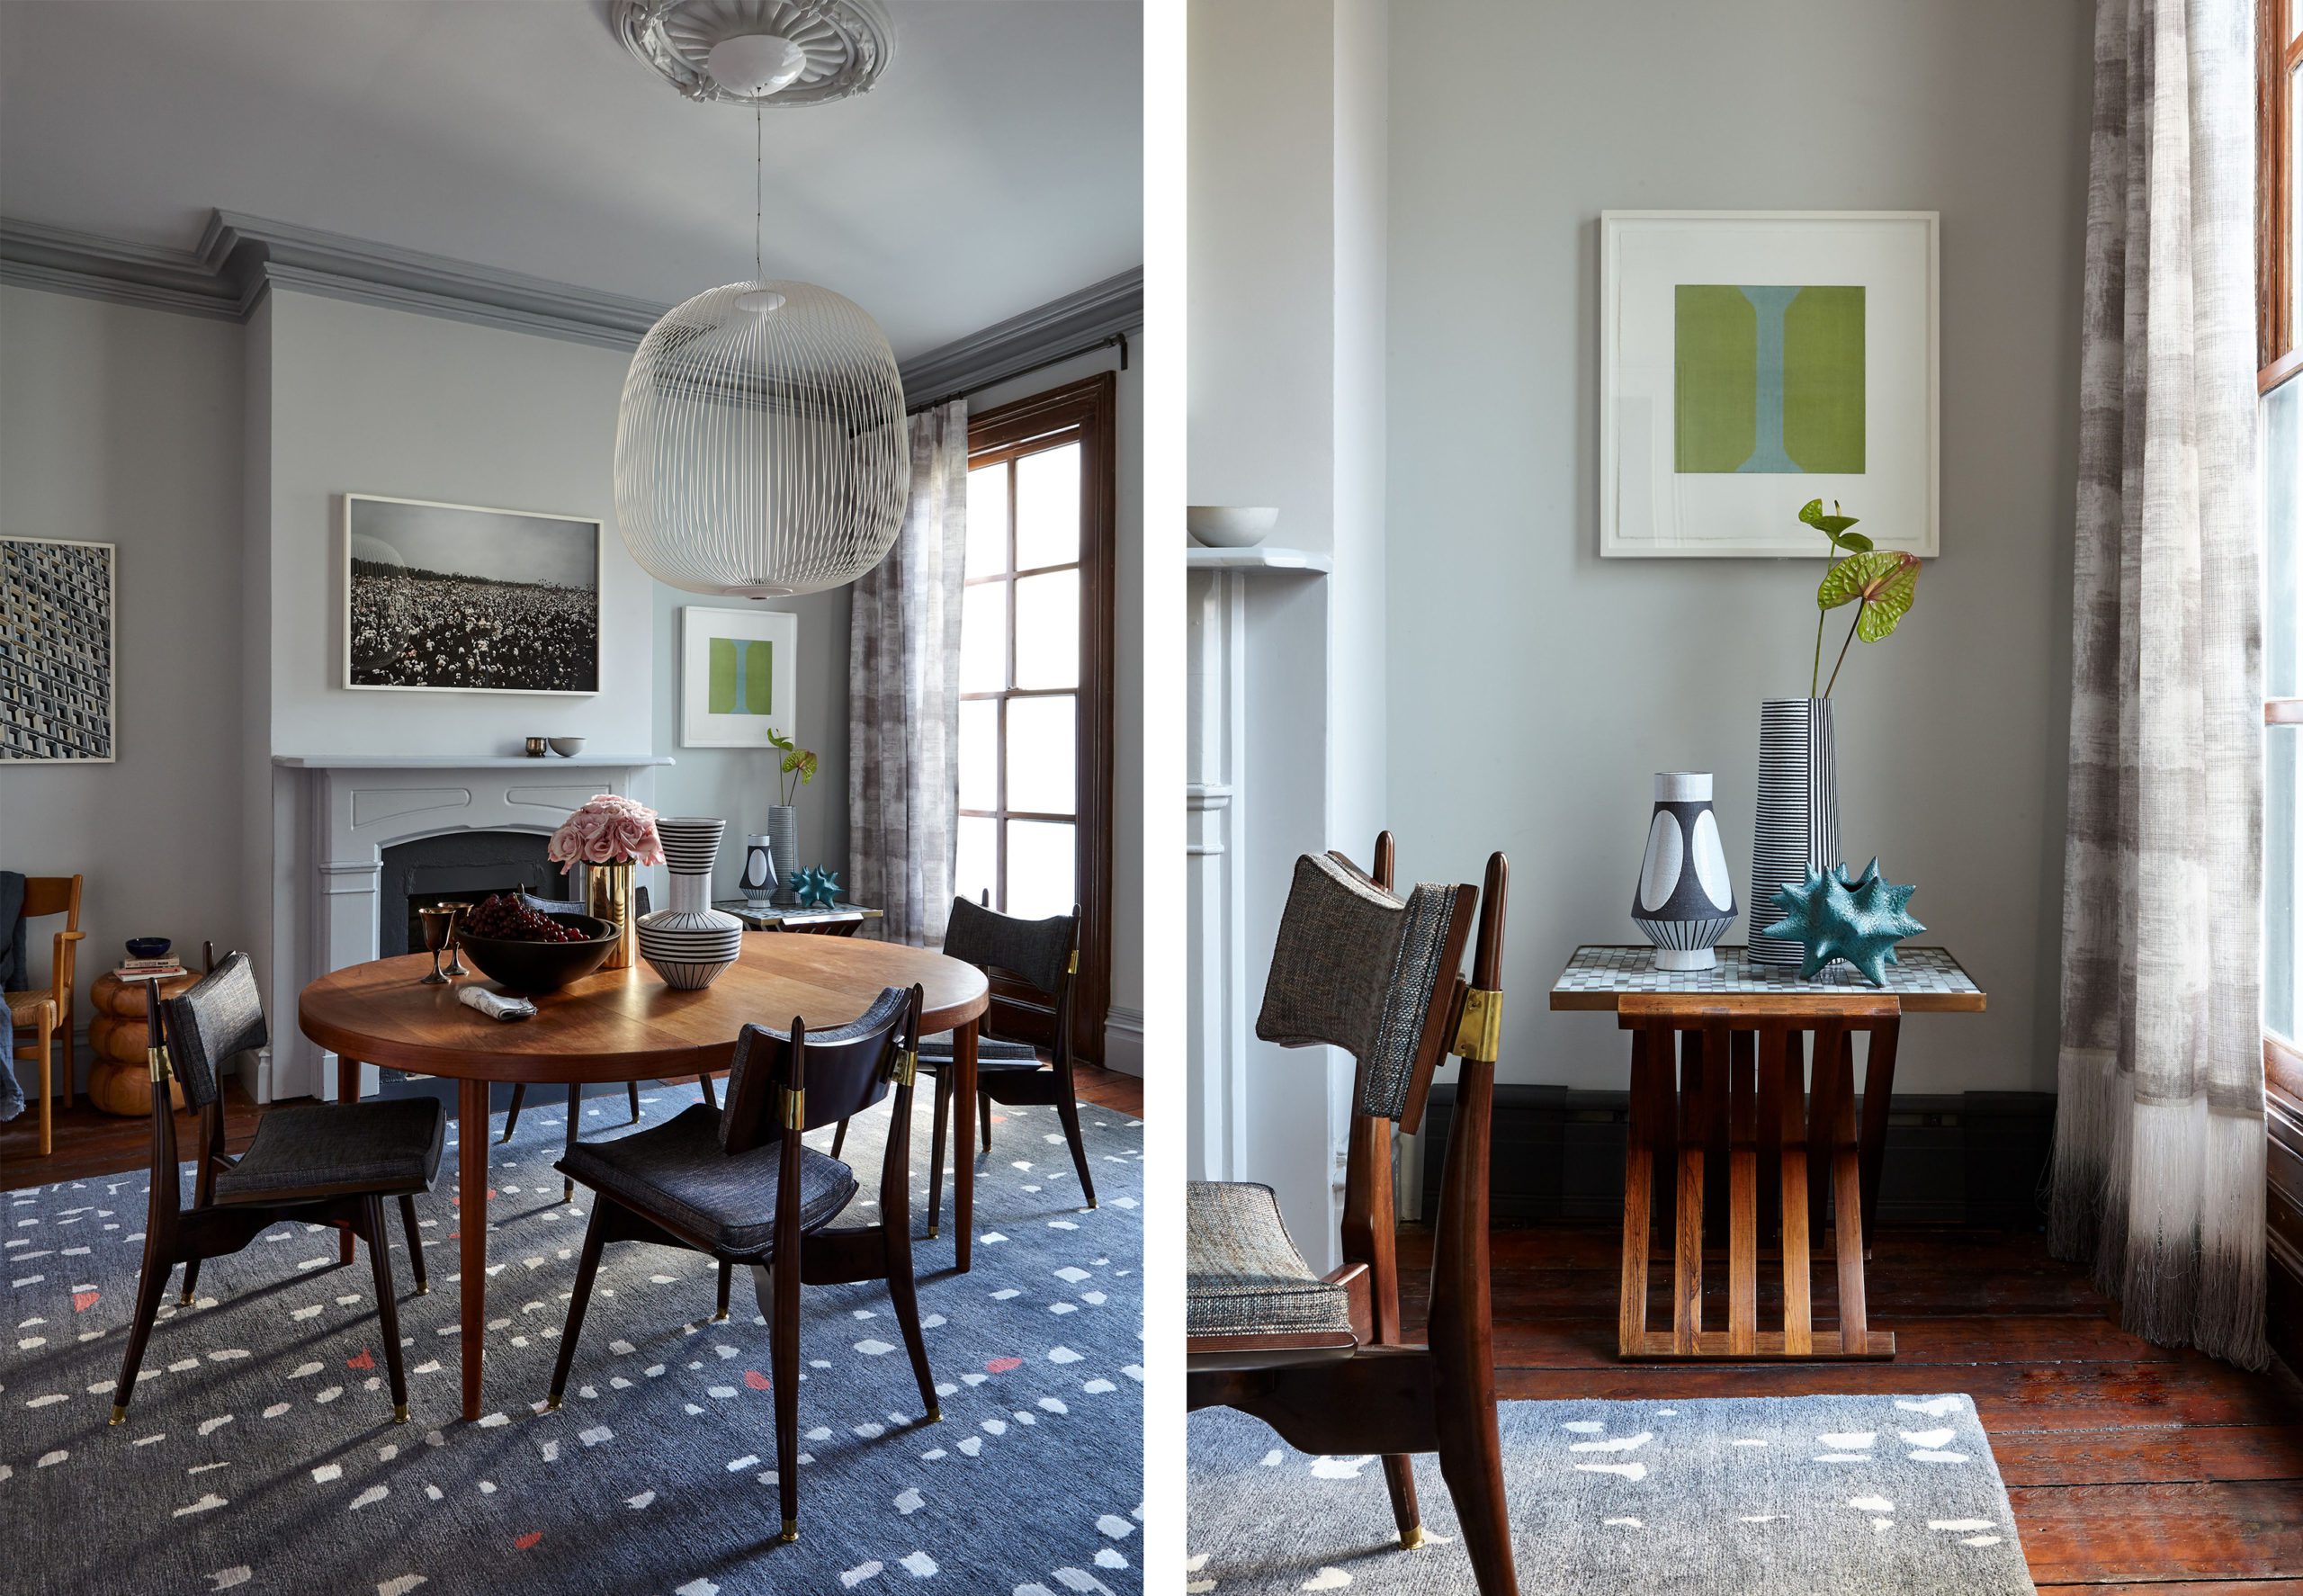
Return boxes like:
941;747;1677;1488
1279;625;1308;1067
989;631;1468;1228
1674;285;1865;473
1553;944;1980;1001
0;534;115;763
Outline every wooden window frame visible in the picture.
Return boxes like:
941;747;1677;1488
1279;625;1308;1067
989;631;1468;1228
963;372;1117;1064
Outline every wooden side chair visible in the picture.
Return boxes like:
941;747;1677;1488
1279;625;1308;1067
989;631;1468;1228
498;893;643;1201
6;873;85;1155
112;952;443;1425
1187;838;1517;1595
842;896;1090;1234
548;983;936;1547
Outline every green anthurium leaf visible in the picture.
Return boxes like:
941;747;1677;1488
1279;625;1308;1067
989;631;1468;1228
1818;549;1914;612
1831;530;1874;553
1799;498;1862;539
1854;552;1921;641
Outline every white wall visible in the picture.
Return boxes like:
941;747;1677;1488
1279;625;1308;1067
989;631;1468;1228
1384;0;2091;1093
0;287;251;1091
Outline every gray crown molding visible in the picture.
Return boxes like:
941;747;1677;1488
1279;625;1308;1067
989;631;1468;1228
0;210;1142;397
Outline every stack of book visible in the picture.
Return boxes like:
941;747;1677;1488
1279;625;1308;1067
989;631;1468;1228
116;955;185;980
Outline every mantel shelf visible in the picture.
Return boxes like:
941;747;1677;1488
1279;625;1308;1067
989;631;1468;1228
1184;545;1332;573
273;755;675;769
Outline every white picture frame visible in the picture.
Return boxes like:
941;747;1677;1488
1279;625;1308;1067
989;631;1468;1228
1;534;116;763
681;605;799;749
1600;210;1940;559
343;493;602;694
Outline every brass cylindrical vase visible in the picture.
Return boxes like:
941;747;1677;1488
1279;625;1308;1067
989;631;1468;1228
584;860;637;972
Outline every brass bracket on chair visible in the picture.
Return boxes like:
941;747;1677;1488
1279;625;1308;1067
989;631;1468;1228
1067;950;1079;974
782;1087;805;1130
893;1049;919;1087
1452;987;1503;1063
148;1045;172;1085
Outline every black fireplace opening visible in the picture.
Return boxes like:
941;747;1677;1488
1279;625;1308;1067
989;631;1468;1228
377;829;560;958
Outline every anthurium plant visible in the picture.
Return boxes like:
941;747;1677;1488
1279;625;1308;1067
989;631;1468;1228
766;727;819;805
1800;498;1921;697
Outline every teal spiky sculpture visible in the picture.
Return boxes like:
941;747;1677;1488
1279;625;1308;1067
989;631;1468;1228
1759;858;1923;987
790;865;842;909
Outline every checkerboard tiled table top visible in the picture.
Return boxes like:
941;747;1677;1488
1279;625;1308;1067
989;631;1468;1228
1550;945;1985;1013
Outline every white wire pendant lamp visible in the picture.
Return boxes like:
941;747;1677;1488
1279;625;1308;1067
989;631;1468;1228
614;24;908;598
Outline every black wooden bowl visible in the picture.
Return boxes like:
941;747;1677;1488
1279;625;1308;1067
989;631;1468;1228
456;912;618;993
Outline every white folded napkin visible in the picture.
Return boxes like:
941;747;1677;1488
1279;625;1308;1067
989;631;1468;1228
457;985;536;1022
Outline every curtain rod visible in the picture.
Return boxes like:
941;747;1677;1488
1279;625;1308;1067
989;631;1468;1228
907;331;1129;415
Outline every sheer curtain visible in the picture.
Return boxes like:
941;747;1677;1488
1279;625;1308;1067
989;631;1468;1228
2052;0;2268;1367
847;400;967;946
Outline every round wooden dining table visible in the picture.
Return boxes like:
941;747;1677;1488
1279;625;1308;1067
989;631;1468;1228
300;936;989;1421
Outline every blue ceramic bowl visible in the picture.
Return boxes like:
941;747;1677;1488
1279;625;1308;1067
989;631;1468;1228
125;937;171;960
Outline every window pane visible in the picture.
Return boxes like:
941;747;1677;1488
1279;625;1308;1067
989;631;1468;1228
960;581;1008;694
956;815;997;913
1005;818;1076;920
958;698;998;811
1006;693;1076;816
2272;725;2299;1042
966;463;1009;578
1014;568;1080;690
1015;441;1081;569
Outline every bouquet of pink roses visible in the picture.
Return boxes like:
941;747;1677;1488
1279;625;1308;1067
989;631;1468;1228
548;794;665;872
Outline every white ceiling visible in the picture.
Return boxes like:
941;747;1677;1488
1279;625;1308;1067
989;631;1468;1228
0;0;1142;359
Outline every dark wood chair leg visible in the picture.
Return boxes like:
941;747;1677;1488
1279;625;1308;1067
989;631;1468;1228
979;1090;992;1154
829;1116;849;1159
1433;1385;1514;1592
697;1071;718;1111
926;1068;952;1240
178;1257;202;1306
1381;1453;1422;1547
714;1259;733;1323
500;1081;527;1143
883;1222;939;1420
626;1080;642;1123
363;1197;410;1422
560;1082;582;1204
398;1194;428;1294
110;1243;173;1422
1055;1088;1098;1209
753;1252;802;1544
548;1206;610;1407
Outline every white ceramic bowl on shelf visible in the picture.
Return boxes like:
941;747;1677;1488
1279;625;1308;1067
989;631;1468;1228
1187;506;1278;548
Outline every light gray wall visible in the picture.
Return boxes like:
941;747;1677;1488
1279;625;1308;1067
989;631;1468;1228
0;286;250;1089
1384;0;2092;1093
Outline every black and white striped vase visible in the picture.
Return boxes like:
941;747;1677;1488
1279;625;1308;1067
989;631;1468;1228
1631;772;1738;970
1748;697;1840;968
636;817;746;990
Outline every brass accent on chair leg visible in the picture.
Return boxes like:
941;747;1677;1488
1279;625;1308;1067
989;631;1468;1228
393;1403;409;1424
712;1310;730;1322
416;1282;430;1295
778;1519;799;1545
109;1404;127;1426
925;1225;939;1240
927;1406;943;1423
178;1290;193;1305
1400;1527;1427;1550
544;1394;563;1412
1087;1199;1099;1210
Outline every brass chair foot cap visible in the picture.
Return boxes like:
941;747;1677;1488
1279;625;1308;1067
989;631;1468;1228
712;1311;730;1322
1087;1200;1099;1210
393;1404;409;1424
109;1405;127;1426
778;1520;799;1544
415;1282;430;1295
544;1396;562;1412
1401;1528;1427;1550
178;1292;193;1305
925;1227;939;1240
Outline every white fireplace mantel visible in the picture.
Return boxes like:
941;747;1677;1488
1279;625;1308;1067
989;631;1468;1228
265;753;671;1101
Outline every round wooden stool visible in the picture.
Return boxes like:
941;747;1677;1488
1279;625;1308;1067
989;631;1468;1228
87;969;200;1116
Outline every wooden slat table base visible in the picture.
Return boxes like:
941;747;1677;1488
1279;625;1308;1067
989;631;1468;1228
1614;995;1900;1363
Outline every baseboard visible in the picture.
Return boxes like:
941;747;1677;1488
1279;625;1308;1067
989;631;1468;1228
1417;1082;2057;1232
1102;1008;1143;1078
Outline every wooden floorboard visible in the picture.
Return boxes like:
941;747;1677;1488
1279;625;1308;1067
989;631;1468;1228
0;1079;262;1189
1400;1224;2303;1587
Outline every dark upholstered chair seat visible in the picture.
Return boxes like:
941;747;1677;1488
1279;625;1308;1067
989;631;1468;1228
1186;1180;1354;1340
918;1032;1044;1072
557;1104;856;1259
212;1098;445;1205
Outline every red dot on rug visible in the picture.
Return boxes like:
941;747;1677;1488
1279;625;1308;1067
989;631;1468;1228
985;1357;1023;1374
72;1290;99;1313
515;1532;542;1550
346;1349;375;1370
743;1369;771;1391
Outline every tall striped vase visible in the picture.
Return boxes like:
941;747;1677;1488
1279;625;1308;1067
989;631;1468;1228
635;817;746;990
1748;698;1840;968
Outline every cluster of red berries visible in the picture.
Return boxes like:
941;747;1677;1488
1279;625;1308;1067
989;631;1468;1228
462;894;587;943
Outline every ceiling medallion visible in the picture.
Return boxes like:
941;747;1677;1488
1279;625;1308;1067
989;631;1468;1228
613;0;893;107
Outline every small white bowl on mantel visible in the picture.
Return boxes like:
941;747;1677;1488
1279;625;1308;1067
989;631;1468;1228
1187;506;1278;548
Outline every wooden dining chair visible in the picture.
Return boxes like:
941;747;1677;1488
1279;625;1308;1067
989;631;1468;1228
497;892;643;1200
548;983;936;1546
827;897;1090;1233
6;873;85;1155
112;952;444;1425
1187;838;1517;1595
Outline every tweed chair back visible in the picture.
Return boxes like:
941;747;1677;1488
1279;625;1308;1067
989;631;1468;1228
718;985;917;1155
1257;853;1473;1123
942;896;1075;996
159;952;268;1109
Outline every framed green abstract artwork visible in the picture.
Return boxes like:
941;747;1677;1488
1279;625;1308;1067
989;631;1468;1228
1600;211;1938;558
680;604;797;748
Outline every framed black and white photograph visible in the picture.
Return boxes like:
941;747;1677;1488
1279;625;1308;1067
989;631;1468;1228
1;534;116;764
344;493;601;695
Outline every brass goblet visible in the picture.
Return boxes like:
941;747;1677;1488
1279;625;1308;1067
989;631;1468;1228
417;904;454;985
443;902;470;978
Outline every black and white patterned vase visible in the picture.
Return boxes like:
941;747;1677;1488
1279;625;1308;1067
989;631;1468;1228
1748;697;1841;968
636;817;745;989
739;834;778;909
1631;772;1738;970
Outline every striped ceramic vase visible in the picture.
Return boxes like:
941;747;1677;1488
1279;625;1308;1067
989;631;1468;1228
635;817;746;989
1630;772;1737;970
1748;698;1840;968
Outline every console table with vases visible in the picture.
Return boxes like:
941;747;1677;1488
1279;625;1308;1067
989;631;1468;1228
1552;944;1985;1363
